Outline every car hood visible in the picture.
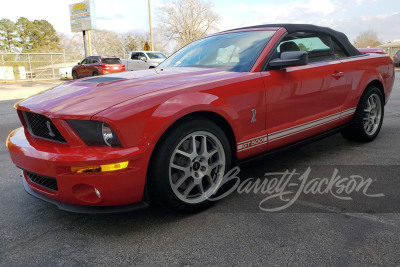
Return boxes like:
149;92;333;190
17;67;243;119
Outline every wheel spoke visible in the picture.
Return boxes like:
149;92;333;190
209;160;221;168
208;149;218;158
368;98;372;109
206;175;214;186
198;183;205;195
171;163;189;173
364;121;370;131
191;136;198;155
371;97;377;109
367;123;374;132
200;135;208;155
176;149;192;159
183;182;196;197
174;173;191;189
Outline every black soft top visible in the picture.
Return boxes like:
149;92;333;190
231;24;361;57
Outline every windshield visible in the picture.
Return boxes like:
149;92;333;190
158;30;276;72
147;52;167;59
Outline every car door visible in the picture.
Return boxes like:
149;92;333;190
128;53;139;70
85;58;96;76
136;52;148;69
75;58;89;77
261;32;350;150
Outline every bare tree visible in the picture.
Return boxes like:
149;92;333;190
89;30;125;57
157;0;220;48
119;30;171;56
354;30;382;48
58;32;85;60
119;31;149;54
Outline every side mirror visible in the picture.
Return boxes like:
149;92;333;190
269;51;308;68
139;56;147;62
78;62;81;65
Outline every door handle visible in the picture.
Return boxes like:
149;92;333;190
332;71;344;79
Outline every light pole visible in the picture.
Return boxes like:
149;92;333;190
148;0;154;51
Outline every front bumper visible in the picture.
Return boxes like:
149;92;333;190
7;127;152;211
21;174;149;213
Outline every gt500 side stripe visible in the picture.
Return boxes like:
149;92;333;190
237;108;356;152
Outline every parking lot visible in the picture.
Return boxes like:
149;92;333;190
0;73;399;266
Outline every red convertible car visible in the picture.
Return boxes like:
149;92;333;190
7;24;394;213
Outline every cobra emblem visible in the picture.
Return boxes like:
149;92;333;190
46;121;56;137
251;109;256;123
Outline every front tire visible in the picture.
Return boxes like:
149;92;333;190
342;86;384;142
72;71;78;80
148;118;232;213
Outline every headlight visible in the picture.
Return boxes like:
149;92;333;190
68;120;122;147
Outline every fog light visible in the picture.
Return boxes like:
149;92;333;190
71;161;129;173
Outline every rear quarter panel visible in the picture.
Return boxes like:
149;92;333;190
339;53;394;111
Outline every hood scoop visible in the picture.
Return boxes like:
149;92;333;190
76;76;127;87
81;77;125;83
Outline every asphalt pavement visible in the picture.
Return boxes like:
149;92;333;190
0;74;399;266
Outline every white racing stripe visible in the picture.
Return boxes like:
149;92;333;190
269;113;341;141
237;107;357;152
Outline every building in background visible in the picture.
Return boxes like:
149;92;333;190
379;40;400;58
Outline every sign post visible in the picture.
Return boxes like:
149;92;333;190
69;1;96;57
148;0;154;51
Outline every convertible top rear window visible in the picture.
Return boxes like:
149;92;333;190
158;30;276;72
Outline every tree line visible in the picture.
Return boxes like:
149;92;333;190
0;17;60;52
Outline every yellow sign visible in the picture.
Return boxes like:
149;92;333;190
69;1;96;32
72;3;87;15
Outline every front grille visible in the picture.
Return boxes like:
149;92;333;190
25;171;58;191
23;111;67;143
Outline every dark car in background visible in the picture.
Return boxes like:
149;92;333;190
72;56;125;79
393;50;400;67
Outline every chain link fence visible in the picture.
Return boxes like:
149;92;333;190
0;53;83;82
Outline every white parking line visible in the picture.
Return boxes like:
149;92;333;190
296;200;398;227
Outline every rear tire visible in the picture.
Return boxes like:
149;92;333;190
148;118;232;213
92;71;99;76
341;86;384;142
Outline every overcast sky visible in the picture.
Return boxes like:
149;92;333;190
1;0;399;43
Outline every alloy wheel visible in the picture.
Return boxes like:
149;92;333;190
169;131;226;204
364;93;382;136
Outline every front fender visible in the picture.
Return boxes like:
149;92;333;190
143;92;239;147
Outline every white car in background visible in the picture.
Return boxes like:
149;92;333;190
121;51;167;71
